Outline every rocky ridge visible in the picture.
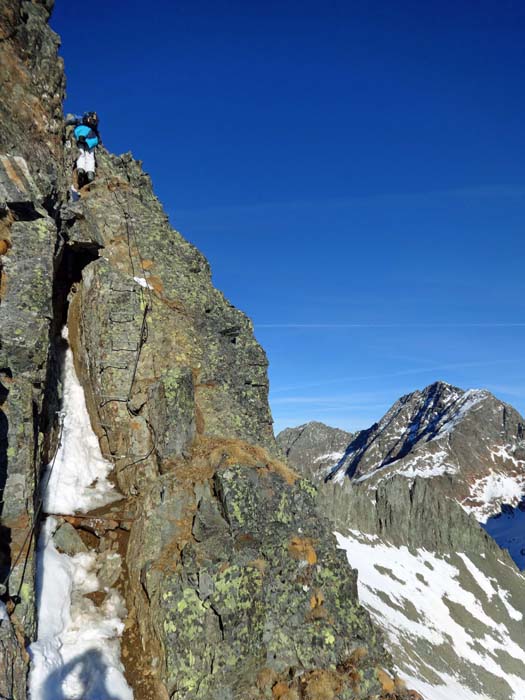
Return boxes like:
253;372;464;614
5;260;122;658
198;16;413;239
0;2;415;699
277;421;354;483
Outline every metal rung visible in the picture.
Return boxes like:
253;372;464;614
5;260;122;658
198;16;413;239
100;362;129;370
109;314;136;323
109;284;137;293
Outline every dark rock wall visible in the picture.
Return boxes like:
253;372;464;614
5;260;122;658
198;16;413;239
320;474;514;563
0;2;66;696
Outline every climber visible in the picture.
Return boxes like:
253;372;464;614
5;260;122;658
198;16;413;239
66;111;101;192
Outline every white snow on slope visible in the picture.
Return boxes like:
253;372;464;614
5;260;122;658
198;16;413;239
457;553;522;620
43;330;120;515
29;519;132;700
336;530;525;700
463;472;525;523
354;449;456;484
400;673;490;700
314;450;345;464
433;389;487;438
29;328;132;700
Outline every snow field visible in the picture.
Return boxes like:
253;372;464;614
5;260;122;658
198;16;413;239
336;531;525;700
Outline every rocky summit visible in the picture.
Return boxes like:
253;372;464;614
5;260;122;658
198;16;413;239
278;381;525;699
280;380;525;523
0;2;418;699
277;421;355;483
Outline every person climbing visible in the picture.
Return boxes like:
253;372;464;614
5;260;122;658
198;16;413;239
66;111;101;194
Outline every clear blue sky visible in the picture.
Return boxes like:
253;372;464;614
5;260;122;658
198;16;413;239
51;1;525;434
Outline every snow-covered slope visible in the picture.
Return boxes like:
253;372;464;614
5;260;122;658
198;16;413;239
337;529;525;700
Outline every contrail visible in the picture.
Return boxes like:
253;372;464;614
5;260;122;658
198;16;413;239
258;323;525;329
270;359;520;394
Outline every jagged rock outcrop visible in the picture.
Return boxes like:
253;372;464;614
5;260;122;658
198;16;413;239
278;421;354;482
63;148;399;699
0;0;65;205
0;2;415;699
0;1;66;693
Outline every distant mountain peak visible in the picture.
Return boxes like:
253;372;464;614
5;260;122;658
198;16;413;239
279;381;525;523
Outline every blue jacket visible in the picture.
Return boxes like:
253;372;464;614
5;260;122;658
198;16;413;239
66;115;100;150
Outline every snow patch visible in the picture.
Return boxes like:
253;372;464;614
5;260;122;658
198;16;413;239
314;450;345;464
43;333;120;515
29;519;132;700
463;472;525;522
457;553;522;619
133;276;152;290
29;328;132;700
354;449;456;484
433;389;487;439
401;672;492;700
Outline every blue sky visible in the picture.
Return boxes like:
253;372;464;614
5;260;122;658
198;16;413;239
52;1;525;434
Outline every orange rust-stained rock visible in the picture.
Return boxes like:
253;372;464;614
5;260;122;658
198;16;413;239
248;557;268;574
0;268;7;299
377;667;396;694
302;670;341;700
272;681;289;698
146;275;164;294
310;588;325;609
288;536;317;565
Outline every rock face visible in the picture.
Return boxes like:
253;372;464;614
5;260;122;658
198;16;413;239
1;601;26;700
0;2;412;699
0;1;66;694
0;0;65;205
152;466;390;699
278;421;354;482
63;149;398;699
